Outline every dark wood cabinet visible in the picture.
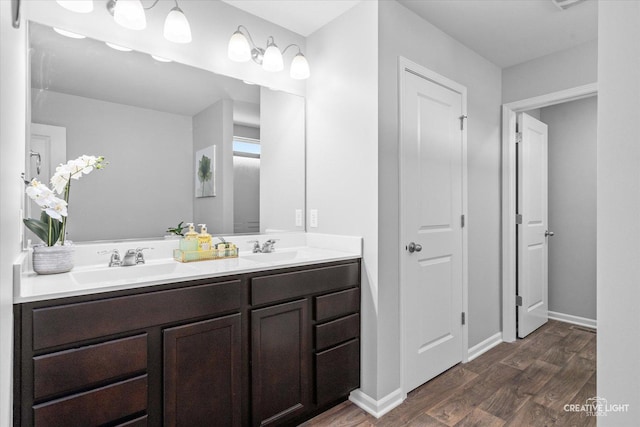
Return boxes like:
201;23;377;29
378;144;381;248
164;314;242;427
251;300;310;426
14;259;361;427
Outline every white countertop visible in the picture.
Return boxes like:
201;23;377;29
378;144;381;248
14;233;362;303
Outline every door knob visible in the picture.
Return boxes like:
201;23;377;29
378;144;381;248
407;242;422;253
545;230;555;237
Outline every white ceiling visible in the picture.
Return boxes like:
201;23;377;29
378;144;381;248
397;0;598;68
222;0;597;69
220;0;362;36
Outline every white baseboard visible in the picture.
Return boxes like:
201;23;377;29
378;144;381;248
349;388;405;418
548;311;597;329
467;332;503;362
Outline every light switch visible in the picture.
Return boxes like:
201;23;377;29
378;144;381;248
295;209;303;227
310;209;318;228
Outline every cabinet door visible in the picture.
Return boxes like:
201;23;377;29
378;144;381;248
251;299;310;426
164;313;241;427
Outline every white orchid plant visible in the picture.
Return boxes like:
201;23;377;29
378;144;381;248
24;155;106;246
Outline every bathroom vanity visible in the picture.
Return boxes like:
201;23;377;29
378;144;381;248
14;240;361;427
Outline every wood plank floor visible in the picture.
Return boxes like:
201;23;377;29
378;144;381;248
301;320;596;427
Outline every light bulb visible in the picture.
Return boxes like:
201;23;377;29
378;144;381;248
56;0;94;13
228;30;251;62
53;28;86;39
164;6;192;44
114;0;146;30
262;41;283;72
290;52;310;80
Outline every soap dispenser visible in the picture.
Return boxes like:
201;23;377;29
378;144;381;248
197;224;212;251
180;223;199;252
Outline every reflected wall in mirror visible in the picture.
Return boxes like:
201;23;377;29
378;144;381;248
27;21;305;243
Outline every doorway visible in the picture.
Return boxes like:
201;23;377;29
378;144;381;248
502;84;598;342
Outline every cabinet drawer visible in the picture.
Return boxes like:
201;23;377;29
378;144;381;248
33;280;242;350
315;314;359;351
315;339;359;405
34;334;147;400
314;288;360;321
33;375;147;427
252;262;359;305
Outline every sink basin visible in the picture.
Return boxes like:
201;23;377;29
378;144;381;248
71;262;195;286
242;250;310;263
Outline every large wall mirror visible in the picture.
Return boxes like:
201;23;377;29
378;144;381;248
27;21;305;243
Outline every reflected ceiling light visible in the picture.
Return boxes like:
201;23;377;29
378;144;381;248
106;0;192;43
151;54;172;62
105;42;132;52
56;0;94;13
227;25;310;80
53;27;86;39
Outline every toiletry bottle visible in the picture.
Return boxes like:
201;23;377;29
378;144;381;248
181;223;199;252
197;224;212;251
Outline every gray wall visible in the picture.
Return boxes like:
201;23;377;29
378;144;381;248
0;2;27;423
233;124;259;140
597;2;640;423
260;88;305;233
539;97;597;321
379;0;503;356
31;90;193;241
193;99;234;234
502;39;597;103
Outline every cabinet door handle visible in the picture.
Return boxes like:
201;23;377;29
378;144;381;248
407;242;422;253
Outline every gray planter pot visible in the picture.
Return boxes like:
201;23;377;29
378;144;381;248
32;244;74;275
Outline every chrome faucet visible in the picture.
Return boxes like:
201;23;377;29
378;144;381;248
98;249;122;267
122;248;151;266
261;239;278;253
248;239;278;253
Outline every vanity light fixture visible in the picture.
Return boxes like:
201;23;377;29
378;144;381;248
228;25;310;80
106;0;192;43
53;27;86;39
105;42;133;52
56;0;94;14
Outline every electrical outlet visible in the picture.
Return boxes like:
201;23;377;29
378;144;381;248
309;209;318;228
295;209;303;227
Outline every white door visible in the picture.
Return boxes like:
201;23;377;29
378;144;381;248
401;67;466;393
517;113;549;338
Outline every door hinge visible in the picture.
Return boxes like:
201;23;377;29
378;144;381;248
461;214;465;228
461;312;466;325
516;214;523;224
516;295;523;306
516;132;522;144
459;115;468;131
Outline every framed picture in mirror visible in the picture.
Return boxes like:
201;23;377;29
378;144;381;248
195;145;216;198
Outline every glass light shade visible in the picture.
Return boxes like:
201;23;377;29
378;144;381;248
53;28;86;39
164;7;192;44
56;0;94;13
262;43;283;72
228;31;251;62
114;0;146;31
290;53;310;80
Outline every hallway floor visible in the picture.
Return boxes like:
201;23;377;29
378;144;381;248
302;320;596;426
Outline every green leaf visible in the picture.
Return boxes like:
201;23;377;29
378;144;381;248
23;218;49;244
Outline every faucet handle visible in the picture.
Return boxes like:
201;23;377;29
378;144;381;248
134;247;153;264
98;249;121;267
247;240;261;253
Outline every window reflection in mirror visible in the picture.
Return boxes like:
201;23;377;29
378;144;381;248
27;21;305;243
